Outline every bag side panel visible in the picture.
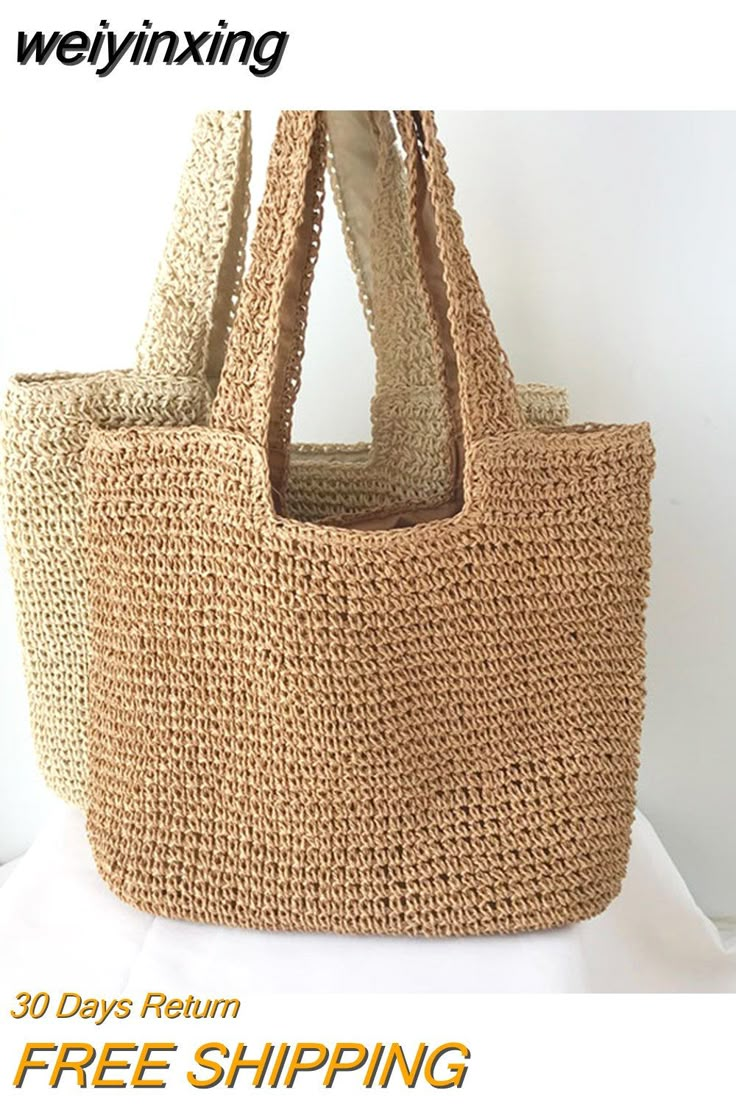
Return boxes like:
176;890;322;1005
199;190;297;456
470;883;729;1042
1;373;210;806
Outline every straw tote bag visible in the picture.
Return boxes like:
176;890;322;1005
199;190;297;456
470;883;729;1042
1;111;252;809
2;110;567;811
85;111;654;936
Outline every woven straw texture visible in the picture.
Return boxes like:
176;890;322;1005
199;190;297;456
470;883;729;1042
85;111;654;937
1;111;252;808
289;112;567;521
2;111;566;812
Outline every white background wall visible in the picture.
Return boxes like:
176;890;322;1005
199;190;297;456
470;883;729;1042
0;109;734;919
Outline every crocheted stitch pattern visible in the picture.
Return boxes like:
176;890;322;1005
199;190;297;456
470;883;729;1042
84;111;653;936
0;112;250;807
289;114;568;520
1;110;567;814
85;420;654;936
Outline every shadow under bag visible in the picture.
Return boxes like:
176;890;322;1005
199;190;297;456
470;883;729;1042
84;110;653;936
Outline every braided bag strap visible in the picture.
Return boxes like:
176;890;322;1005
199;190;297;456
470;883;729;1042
134;111;252;389
212;113;324;444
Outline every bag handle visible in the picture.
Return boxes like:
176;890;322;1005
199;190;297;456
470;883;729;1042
325;111;378;339
134;111;252;390
394;111;522;447
212;111;521;499
211;112;327;489
132;105;447;460
328;112;456;476
267;108;457;477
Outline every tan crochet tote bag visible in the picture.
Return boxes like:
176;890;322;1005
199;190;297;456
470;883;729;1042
85;111;654;937
2;110;567;812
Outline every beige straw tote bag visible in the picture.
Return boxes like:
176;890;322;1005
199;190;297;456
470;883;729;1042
1;111;252;809
85;111;654;937
2;110;567;813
